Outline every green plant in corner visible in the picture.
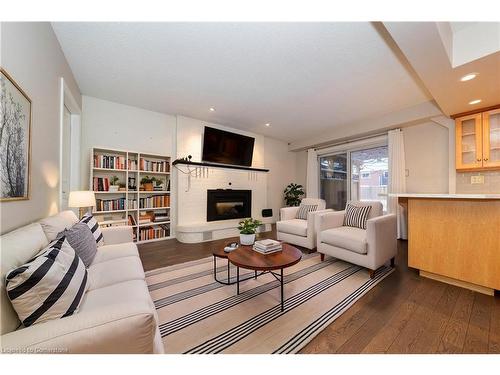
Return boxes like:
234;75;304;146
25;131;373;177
284;183;304;207
238;218;263;235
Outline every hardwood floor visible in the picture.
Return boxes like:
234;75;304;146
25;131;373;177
138;226;500;354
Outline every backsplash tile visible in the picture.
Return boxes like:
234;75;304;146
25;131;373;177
456;171;500;193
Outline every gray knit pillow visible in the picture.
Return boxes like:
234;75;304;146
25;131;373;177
58;223;97;267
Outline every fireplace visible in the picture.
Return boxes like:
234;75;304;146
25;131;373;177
207;189;251;222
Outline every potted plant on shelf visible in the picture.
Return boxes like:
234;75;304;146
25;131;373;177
153;178;164;191
284;183;304;207
140;176;156;191
238;218;263;245
109;175;120;192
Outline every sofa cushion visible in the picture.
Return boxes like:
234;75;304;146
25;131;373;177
92;242;140;264
59;223;97;267
80;214;104;247
5;237;89;327
81;279;153;313
321;226;368;254
88;256;145;290
39;211;79;242
277;219;308;237
1;223;50;335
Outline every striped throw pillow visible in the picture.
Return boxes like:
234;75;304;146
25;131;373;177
80;214;104;246
5;236;89;327
343;203;372;229
295;204;318;220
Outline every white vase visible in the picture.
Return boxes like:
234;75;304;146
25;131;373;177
240;233;256;246
109;185;119;192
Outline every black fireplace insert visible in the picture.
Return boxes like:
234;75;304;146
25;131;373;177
207;189;251;222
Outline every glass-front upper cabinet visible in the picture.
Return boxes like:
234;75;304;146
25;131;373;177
483;109;500;168
455;114;483;170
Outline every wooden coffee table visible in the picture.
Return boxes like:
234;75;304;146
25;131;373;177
227;243;302;311
212;247;259;285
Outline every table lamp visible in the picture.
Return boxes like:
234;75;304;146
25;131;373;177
69;191;96;218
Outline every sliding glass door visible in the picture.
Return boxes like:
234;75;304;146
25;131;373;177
319;145;388;212
319;153;348;211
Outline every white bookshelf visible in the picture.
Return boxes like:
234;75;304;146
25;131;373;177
90;147;173;244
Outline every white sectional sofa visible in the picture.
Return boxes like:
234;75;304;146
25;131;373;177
0;211;164;354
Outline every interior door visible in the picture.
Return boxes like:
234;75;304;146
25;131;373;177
61;106;72;211
455;114;483;170
482;109;500;168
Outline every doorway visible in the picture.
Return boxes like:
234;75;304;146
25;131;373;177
59;78;82;212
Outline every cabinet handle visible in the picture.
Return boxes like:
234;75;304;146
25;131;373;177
477;158;481;161
484;158;489;161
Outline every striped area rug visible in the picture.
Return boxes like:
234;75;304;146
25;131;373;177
146;253;394;354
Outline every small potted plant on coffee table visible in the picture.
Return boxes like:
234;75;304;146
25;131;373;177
238;218;263;245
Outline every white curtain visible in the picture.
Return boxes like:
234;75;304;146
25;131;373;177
306;148;319;198
388;129;407;239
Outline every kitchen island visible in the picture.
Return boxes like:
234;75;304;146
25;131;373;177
391;193;500;295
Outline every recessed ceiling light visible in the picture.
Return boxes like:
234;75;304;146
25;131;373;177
265;123;270;127
209;107;216;112
460;73;478;82
469;99;482;105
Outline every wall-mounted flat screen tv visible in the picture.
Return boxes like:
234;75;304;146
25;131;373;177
202;126;255;167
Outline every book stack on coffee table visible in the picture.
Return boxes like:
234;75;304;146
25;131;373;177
253;239;283;255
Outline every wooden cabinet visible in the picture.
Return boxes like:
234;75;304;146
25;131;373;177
455;108;500;171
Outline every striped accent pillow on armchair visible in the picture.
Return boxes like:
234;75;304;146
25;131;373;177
343;203;372;229
295;204;318;220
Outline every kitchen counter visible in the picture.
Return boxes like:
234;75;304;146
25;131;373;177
389;193;500;199
395;193;500;295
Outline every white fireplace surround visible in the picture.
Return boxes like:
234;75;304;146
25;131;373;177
175;116;272;243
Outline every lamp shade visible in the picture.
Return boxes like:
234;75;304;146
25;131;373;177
68;191;96;208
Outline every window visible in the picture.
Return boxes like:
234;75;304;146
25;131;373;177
320;144;388;212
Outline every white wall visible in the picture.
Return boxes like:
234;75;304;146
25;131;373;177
80;96;177;187
264;137;297;221
0;22;82;234
403;122;449;193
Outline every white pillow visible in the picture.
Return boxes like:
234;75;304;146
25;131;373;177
5;236;89;327
39;211;79;241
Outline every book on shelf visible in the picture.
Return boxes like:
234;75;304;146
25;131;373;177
138;223;170;241
139;194;170;208
94;154;126;170
128;159;138;171
93;177;110;192
95;197;126;212
140;159;169;172
128;215;137;226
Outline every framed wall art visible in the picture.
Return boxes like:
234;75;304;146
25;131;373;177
0;68;32;201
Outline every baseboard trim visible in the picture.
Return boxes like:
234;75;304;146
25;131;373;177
419;270;494;296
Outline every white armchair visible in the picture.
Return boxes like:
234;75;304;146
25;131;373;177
276;198;332;250
316;201;397;277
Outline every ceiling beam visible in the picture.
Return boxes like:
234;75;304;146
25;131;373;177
288;100;443;151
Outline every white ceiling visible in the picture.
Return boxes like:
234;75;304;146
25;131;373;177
52;22;431;142
384;22;500;116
